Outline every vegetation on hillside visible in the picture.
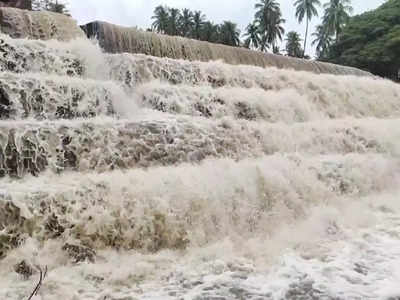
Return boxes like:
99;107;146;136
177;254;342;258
325;0;400;79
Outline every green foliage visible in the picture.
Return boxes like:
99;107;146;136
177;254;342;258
312;24;333;59
326;0;400;78
254;0;285;51
285;31;303;57
219;21;241;47
32;0;69;15
323;0;353;41
150;1;287;53
244;22;261;49
294;0;321;57
151;6;241;47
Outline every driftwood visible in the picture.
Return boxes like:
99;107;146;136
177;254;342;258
27;265;47;300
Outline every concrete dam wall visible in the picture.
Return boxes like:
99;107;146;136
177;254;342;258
80;21;371;77
0;7;371;76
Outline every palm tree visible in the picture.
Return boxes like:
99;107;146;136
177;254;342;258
254;0;285;51
285;31;303;57
272;45;281;54
312;25;333;59
260;15;285;51
192;10;206;39
179;8;194;37
243;22;261;49
323;0;353;42
201;21;219;42
151;5;170;34
219;21;241;47
167;8;181;35
294;0;321;58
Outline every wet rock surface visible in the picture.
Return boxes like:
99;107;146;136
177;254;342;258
0;7;85;41
13;260;34;279
62;243;96;263
0;73;116;120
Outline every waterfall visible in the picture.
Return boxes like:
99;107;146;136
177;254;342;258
81;21;372;77
0;9;400;300
0;7;85;40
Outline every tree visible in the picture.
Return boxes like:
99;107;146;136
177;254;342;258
243;22;261;49
254;0;285;51
32;0;69;15
272;45;281;55
219;21;241;47
312;24;332;59
192;10;206;39
201;21;219;42
285;31;303;57
167;7;181;35
179;8;193;37
323;0;353;42
294;0;321;58
325;0;400;79
151;5;170;33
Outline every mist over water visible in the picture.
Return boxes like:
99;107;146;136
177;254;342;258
0;33;400;300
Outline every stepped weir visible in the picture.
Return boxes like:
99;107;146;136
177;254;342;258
0;7;399;300
81;21;371;76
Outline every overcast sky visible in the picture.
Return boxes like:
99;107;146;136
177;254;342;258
69;0;385;57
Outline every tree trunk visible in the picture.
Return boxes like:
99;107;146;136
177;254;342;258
303;18;309;58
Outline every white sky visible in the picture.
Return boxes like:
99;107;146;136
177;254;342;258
68;0;385;57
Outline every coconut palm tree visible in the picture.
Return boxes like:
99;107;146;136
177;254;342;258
294;0;321;58
273;45;281;55
261;14;285;51
312;24;333;58
167;8;181;35
201;21;219;42
151;5;170;34
285;31;303;57
243;22;261;49
323;0;353;42
219;21;241;47
179;8;194;37
192;10;206;39
254;0;285;51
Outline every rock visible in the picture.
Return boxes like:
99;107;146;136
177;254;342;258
45;213;65;238
62;243;96;263
14;260;33;279
285;280;325;300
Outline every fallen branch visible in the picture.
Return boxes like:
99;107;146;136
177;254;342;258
27;265;47;300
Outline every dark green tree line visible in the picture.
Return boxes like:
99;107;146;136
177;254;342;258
151;5;241;47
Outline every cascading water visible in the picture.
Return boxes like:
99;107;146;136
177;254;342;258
0;11;400;300
80;21;372;77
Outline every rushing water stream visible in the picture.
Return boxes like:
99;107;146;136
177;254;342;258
0;22;400;300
